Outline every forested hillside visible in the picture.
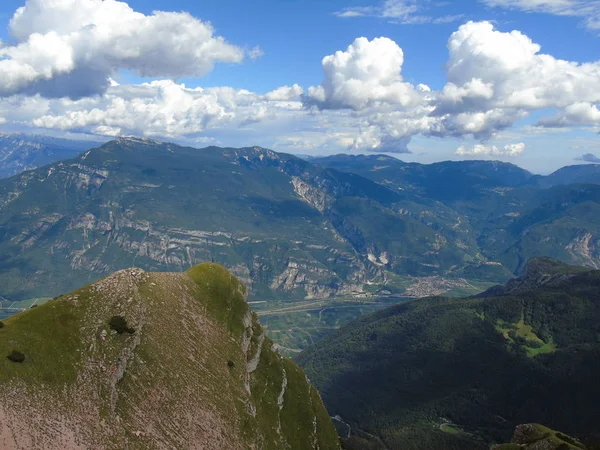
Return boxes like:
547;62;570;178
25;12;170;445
298;258;600;449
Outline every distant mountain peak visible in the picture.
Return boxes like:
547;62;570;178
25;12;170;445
0;133;104;179
115;136;163;145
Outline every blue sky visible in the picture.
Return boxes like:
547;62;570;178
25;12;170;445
0;0;599;173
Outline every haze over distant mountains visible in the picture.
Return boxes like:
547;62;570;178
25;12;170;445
0;136;599;306
0;133;105;179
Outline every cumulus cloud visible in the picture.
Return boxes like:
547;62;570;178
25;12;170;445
431;108;529;140
442;21;600;111
334;0;463;24
304;37;423;110
575;153;600;163
301;22;600;146
537;102;600;127
0;0;248;98
455;142;526;156
348;128;413;153
481;0;600;32
29;80;305;137
2;14;600;157
430;21;600;138
263;84;304;101
248;46;265;60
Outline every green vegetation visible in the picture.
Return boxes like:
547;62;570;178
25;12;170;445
0;298;51;321
495;317;557;357
186;263;249;338
440;424;461;435
0;293;85;384
297;260;600;450
0;264;340;449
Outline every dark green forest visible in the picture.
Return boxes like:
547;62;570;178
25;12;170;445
298;259;600;450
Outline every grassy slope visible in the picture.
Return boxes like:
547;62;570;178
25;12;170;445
0;263;339;450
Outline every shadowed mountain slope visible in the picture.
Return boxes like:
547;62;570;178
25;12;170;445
297;258;600;450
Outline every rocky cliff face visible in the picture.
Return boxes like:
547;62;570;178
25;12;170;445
0;263;340;450
2;138;599;303
0;139;387;301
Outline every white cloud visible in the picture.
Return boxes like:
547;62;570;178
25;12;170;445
302;22;600;145
348;127;413;153
430;109;529;140
0;0;247;98
2;15;599;159
29;80;307;138
443;21;600;110
248;46;265;60
263;84;304;101
537;102;600;127
334;0;463;25
430;21;600;137
456;142;526;156
304;37;423;110
481;0;600;32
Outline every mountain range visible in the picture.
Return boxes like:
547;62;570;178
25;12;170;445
0;137;599;308
0;133;104;179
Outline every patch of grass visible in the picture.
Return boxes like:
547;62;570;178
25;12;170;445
525;338;557;357
440;424;461;435
310;385;341;449
247;333;286;449
0;295;84;384
496;317;557;358
280;357;319;448
186;263;249;339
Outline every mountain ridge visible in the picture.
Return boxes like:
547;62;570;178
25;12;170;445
0;262;340;449
0;139;497;302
